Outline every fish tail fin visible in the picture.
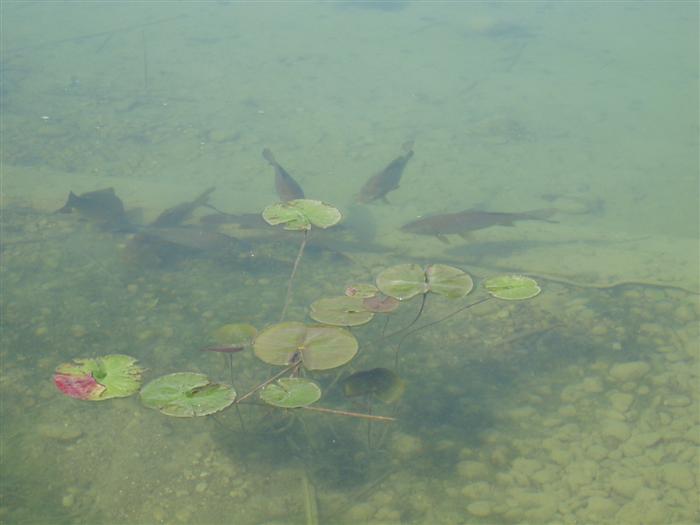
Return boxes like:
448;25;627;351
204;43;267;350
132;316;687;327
262;148;276;166
195;186;216;206
56;191;79;213
528;208;559;223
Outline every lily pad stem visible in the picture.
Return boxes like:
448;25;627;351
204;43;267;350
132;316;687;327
236;362;299;404
395;295;493;369
280;230;308;322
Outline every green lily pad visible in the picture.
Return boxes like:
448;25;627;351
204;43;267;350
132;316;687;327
345;283;379;298
53;354;144;400
342;368;406;404
484;274;541;300
376;263;473;300
425;264;474;299
254;322;358;370
309;296;374;326
375;264;427;300
262;199;341;231
213;323;258;346
140;372;236;417
260;377;321;408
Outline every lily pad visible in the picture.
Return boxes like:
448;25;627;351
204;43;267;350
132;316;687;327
213;323;258;347
53;354;144;401
345;283;379;298
425;264;474;299
309;296;374;326
342;368;406;404
484;274;541;300
254;322;358;370
262;199;341;231
376;263;473;300
260;377;321;408
362;294;400;313
375;264;427;300
140;372;236;417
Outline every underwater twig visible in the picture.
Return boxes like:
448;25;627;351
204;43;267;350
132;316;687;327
280;229;308;321
301;405;396;422
236;362;299;404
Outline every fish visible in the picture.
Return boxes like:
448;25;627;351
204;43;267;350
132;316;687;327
356;140;414;204
56;188;133;231
262;148;305;201
401;208;558;243
127;226;255;265
150;186;216;227
199;211;268;229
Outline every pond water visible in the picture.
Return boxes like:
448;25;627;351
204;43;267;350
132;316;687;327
1;2;697;524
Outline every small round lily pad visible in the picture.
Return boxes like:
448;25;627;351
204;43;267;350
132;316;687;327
254;322;358;370
376;263;473;300
260;377;321;408
262;199;341;231
53;354;144;401
375;264;427;300
484;274;541;300
309;296;374;326
425;264;474;299
212;323;258;348
345;283;379;298
140;372;236;417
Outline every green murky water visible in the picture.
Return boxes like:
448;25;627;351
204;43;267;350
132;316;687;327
1;2;697;524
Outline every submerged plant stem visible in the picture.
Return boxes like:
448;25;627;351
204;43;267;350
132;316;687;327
280;230;308;322
236;362;299;404
395;295;493;370
301;405;396;422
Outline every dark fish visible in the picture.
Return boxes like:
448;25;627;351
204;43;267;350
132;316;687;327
262;148;305;201
356;140;414;204
56;188;132;231
199;212;268;229
401;208;558;243
150;186;216;227
200;345;245;353
128;226;254;264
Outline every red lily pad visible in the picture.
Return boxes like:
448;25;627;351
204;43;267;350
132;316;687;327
362;294;400;313
54;372;106;400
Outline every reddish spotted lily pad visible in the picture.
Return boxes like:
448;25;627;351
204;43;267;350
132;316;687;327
53;354;144;401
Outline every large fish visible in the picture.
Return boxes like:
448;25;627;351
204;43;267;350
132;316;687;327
401;208;558;243
56;188;132;231
127;226;254;265
262;148;305;201
356;140;414;204
150;187;216;227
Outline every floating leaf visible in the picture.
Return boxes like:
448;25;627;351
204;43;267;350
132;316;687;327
376;263;473;301
345;283;379;298
484;274;541;300
342;368;406;404
362;294;400;313
309;296;374;326
260;377;321;408
210;323;258;351
425;264;474;299
375;264;427;300
140;372;236;417
53;354;143;400
254;322;358;370
262;199;341;231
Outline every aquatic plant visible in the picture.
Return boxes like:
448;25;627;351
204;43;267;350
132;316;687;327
262;199;341;321
53;354;143;400
140;372;236;417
